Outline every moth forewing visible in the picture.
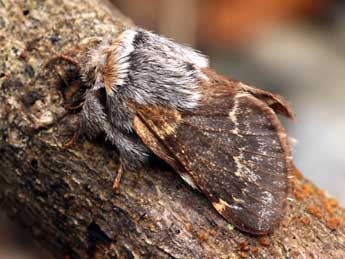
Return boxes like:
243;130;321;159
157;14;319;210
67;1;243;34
131;74;292;234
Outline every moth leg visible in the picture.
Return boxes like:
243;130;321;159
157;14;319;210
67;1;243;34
63;128;80;149
64;89;107;149
112;163;124;194
105;129;150;170
80;89;108;138
105;128;151;194
46;54;80;70
106;133;149;194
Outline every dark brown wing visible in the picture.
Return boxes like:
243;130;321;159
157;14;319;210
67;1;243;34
131;75;292;235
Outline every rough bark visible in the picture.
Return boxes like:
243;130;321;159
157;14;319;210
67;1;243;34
0;0;345;258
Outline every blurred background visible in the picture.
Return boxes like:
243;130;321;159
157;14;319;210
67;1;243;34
1;0;345;258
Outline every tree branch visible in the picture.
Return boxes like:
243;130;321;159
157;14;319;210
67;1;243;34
0;0;344;258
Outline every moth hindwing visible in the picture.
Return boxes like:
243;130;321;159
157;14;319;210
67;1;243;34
79;28;293;234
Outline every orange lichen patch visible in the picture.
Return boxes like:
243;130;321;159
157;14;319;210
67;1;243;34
292;168;303;180
328;198;339;207
302;183;313;197
315;188;325;198
321;198;335;215
238;241;250;252
300;216;310;225
326;217;340;230
259;237;270;246
307;206;323;219
238;251;248;258
294;187;303;201
198;230;207;242
252;246;259;254
325;204;334;215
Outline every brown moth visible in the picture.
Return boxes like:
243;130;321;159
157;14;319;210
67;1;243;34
79;27;293;235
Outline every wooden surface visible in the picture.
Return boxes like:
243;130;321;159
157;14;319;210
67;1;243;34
0;0;345;258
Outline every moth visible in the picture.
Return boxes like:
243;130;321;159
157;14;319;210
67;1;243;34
79;27;293;235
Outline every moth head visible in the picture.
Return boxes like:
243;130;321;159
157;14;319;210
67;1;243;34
80;29;137;94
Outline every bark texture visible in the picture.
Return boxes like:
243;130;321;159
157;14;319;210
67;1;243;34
1;0;345;258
